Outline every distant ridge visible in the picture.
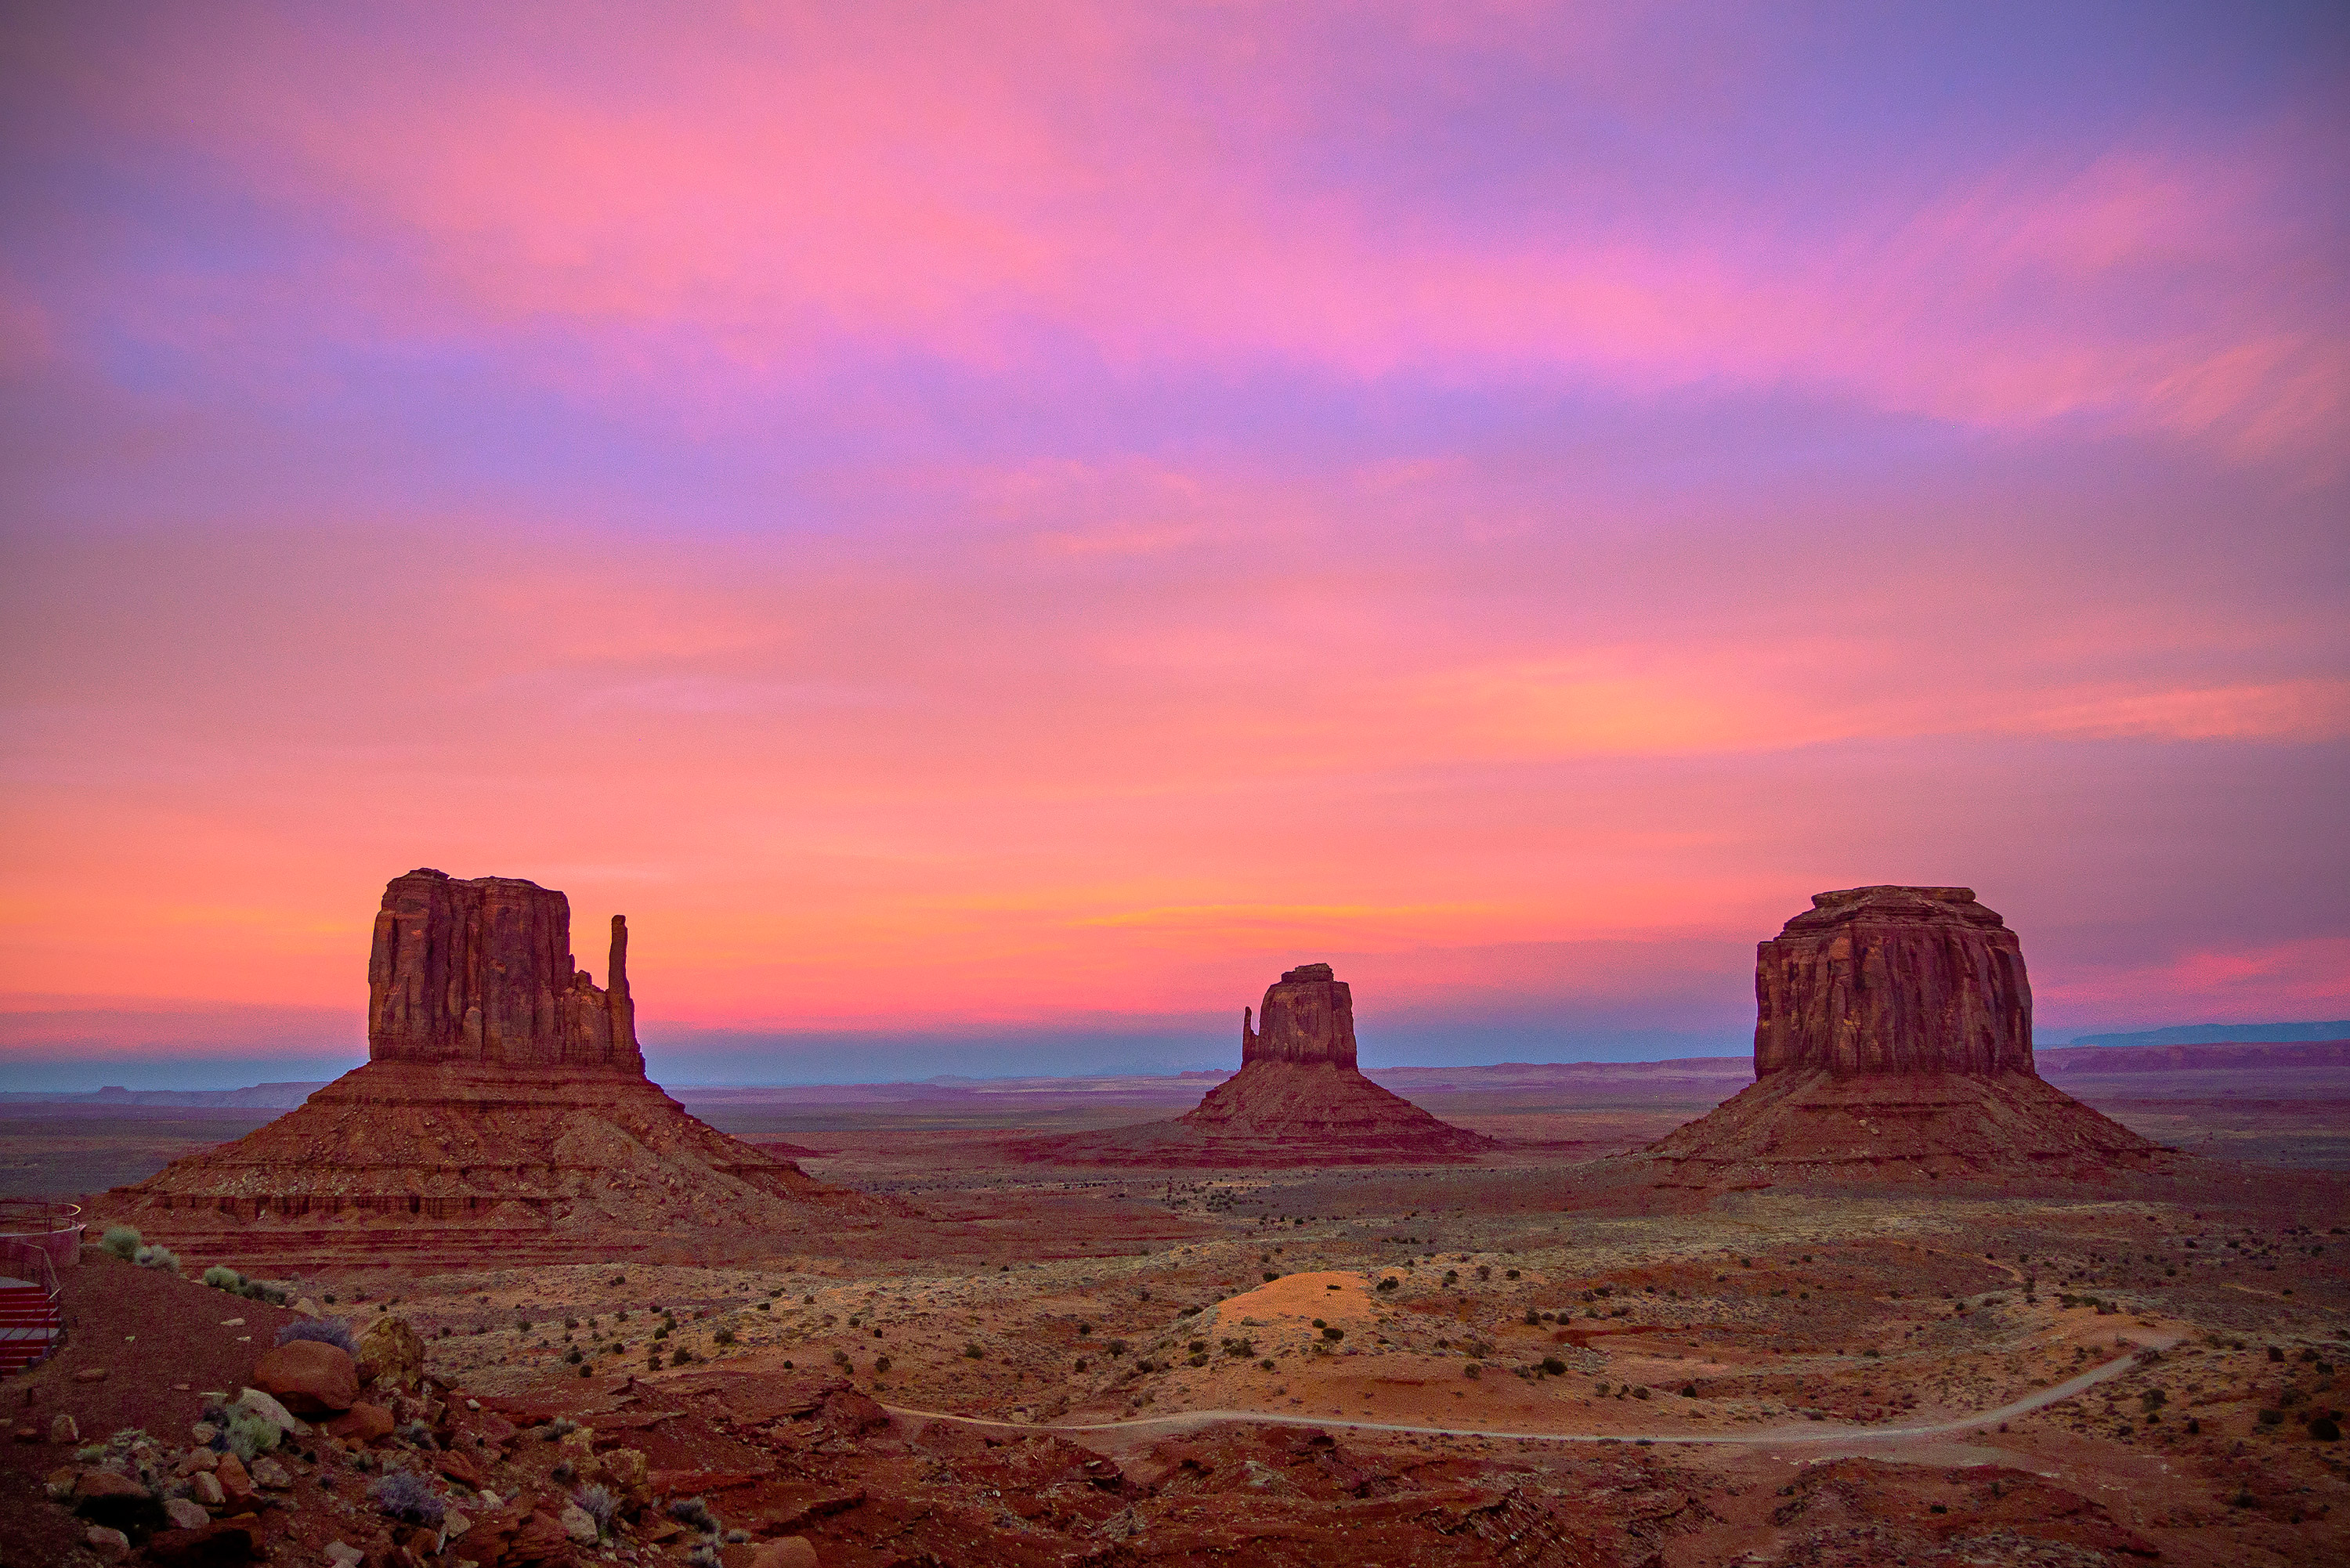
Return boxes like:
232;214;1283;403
2065;1021;2350;1048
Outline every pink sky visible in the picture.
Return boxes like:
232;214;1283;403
3;3;2345;1086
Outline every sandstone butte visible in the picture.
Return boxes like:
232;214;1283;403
1015;963;1492;1165
104;869;888;1264
1637;885;2167;1186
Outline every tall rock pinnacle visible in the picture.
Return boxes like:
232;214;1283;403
1241;963;1357;1068
365;868;643;1071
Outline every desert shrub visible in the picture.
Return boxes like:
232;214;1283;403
202;1266;243;1291
1186;1352;1209;1367
1376;1277;1397;1293
2258;1408;2284;1427
369;1470;446;1528
223;1411;281;1461
133;1244;181;1274
1188;1339;1207;1355
2312;1416;2342;1442
1524;1308;1540;1325
574;1483;616;1535
653;1325;670;1340
713;1327;735;1346
1632;1386;1651;1400
874;1354;892;1374
100;1226;142;1260
277;1317;358;1354
1541;1357;1566;1376
963;1343;984;1359
566;1349;582;1364
1321;1326;1343;1342
1463;1362;1480;1378
1108;1339;1129;1357
667;1495;721;1533
1259;1358;1274;1371
687;1545;721;1568
671;1347;696;1364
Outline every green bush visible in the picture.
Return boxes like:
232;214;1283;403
133;1244;180;1274
202;1266;242;1291
101;1226;142;1260
224;1411;281;1461
713;1328;735;1346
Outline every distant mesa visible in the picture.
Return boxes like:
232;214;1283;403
106;868;889;1264
1636;886;2167;1186
1012;962;1491;1166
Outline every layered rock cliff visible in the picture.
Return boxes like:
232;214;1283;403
1638;887;2163;1185
108;869;891;1262
1755;886;2032;1078
367;869;640;1071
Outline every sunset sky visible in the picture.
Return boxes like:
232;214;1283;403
3;3;2345;1088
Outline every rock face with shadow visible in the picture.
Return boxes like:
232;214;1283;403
1638;887;2164;1186
1014;963;1491;1166
106;869;891;1263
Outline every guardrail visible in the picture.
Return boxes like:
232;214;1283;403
0;1236;63;1374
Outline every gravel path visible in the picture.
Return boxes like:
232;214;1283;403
884;1335;2175;1448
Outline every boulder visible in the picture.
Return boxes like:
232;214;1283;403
234;1386;303;1435
559;1502;599;1544
251;1339;359;1414
327;1402;396;1443
748;1540;820;1568
74;1470;149;1500
49;1414;78;1443
164;1498;212;1530
356;1317;425;1391
214;1454;253;1505
144;1523;258;1568
248;1456;292;1490
84;1526;130;1562
190;1471;226;1507
589;1447;650;1513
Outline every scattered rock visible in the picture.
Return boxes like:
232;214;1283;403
191;1471;226;1507
74;1367;109;1382
165;1497;212;1530
558;1502;599;1544
291;1297;322;1317
190;1422;219;1445
45;1465;77;1500
748;1539;821;1568
84;1525;131;1561
444;1511;472;1541
74;1469;150;1500
249;1455;293;1490
144;1523;258;1568
356;1315;426;1390
252;1339;360;1414
215;1453;254;1505
50;1413;78;1443
326;1402;394;1443
10;1425;34;1443
324;1543;364;1568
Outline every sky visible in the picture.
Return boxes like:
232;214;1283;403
2;2;2346;1089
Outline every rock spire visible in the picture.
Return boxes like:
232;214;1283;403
367;869;641;1071
107;868;889;1263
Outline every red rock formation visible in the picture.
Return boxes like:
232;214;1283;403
1639;887;2164;1185
107;870;891;1264
1016;963;1491;1165
368;869;640;1071
1755;886;2031;1076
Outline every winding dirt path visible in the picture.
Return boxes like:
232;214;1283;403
883;1336;2172;1448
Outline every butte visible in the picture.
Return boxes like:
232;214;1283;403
1016;963;1491;1165
105;869;888;1266
1635;885;2166;1187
